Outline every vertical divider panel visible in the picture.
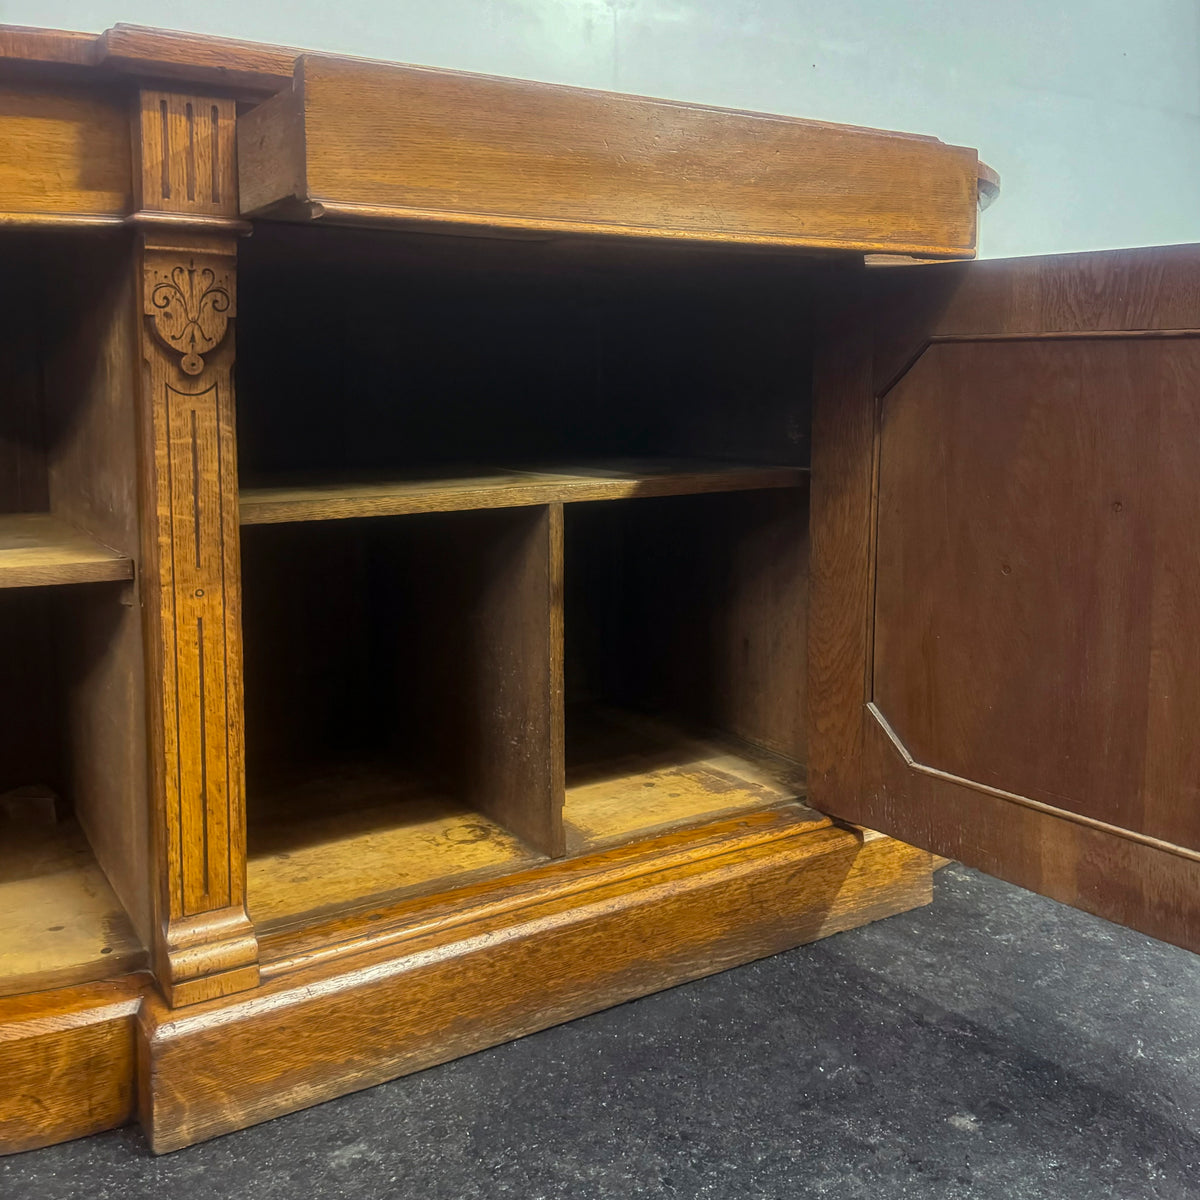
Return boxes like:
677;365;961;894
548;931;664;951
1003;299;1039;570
548;501;566;854
134;87;259;1006
463;503;565;858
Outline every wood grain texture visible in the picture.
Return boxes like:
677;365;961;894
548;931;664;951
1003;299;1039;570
247;766;544;932
0;514;130;588
808;282;882;817
254;805;825;969
0;25;100;69
365;506;563;857
136;90;238;221
468;504;563;854
564;708;805;851
140;815;931;1151
241;506;563;914
98;24;296;93
0;975;145;1155
238;54;979;255
0;81;130;221
0;800;145;998
136;221;258;1004
875;338;1200;849
239;461;806;524
42;234;153;948
812;247;1200;951
564;490;808;766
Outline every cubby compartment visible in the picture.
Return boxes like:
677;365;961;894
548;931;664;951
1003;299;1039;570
0;231;149;997
235;222;818;926
241;506;560;930
563;489;809;851
236;224;816;520
0;586;147;998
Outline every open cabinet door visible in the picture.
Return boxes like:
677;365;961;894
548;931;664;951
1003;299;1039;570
810;245;1200;951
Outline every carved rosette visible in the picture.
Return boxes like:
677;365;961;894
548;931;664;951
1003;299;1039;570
146;259;234;375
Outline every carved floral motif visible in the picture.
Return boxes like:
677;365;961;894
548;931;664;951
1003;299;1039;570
148;260;233;375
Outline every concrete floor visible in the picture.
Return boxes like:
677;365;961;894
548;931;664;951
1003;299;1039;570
3;864;1198;1199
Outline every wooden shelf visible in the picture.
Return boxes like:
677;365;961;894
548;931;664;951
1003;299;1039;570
246;762;545;931
239;460;806;525
0;514;132;589
0;793;146;999
564;707;810;853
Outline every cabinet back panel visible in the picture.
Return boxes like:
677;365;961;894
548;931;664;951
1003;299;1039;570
236;225;818;482
0;237;50;513
565;489;808;762
0;591;61;797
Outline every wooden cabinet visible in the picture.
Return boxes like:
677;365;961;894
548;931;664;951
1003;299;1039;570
0;21;1193;1156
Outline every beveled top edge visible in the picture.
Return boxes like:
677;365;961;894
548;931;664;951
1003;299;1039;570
4;22;973;158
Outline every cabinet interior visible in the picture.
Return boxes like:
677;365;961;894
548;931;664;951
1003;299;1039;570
0;232;147;997
237;225;821;931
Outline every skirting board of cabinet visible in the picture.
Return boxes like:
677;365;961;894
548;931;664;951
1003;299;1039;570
139;815;932;1153
0;974;146;1154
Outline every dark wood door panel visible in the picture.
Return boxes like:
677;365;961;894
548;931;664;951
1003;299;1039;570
874;336;1200;850
811;247;1200;951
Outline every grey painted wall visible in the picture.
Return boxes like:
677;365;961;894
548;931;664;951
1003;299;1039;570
6;0;1200;258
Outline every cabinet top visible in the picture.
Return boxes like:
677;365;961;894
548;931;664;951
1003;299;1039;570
0;22;997;255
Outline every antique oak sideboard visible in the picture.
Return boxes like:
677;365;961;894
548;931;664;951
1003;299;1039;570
1;23;1196;1155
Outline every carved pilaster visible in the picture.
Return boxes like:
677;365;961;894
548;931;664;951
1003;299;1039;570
135;88;258;1006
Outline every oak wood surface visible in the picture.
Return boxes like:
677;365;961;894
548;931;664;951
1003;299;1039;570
241;506;563;876
0;974;145;1155
140;815;931;1151
0;24;99;68
0;798;145;998
98;24;296;93
0;513;130;588
812;245;1200;952
238;54;979;256
382;505;563;857
564;490;809;764
37;237;155;947
564;707;806;852
246;763;544;932
239;461;806;524
235;224;819;489
0;81;130;221
134;91;259;1003
254;805;824;970
0;33;1015;1157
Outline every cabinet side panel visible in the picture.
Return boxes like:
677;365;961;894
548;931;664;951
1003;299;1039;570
809;284;874;807
44;235;153;947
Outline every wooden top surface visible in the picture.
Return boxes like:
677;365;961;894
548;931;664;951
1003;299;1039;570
0;23;997;253
0;21;994;197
